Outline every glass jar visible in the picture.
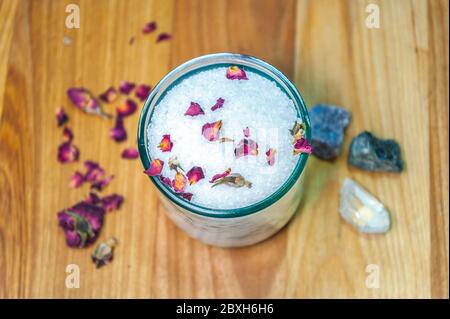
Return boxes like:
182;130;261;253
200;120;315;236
138;53;311;247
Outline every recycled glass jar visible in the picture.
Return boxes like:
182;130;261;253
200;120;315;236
138;53;310;247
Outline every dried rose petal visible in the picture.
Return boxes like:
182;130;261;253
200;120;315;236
58;142;80;163
99;87;118;103
121;147;139;159
70;171;85;188
63;126;74;143
56;107;69;127
91;175;114;192
211;98;225;112
234;138;259;158
110;115;127;142
92;237;118;268
86;192;101;205
168;156;184;172
266;148;276;166
172;172;187;193
186;166;205;185
57;201;105;248
100;194;124;212
158;134;173;152
243;127;250;138
202;120;222;142
119;81;135;95
135;84;151;101
178;192;193;201
142;21;157;34
226;66;248;80
84;161;105;182
289;121;305;139
159;175;172;187
293;137;313;155
209;168;231;183
156;33;172;42
184;102;205;116
219;137;234;143
67;87;111;118
144;159;164;176
116;99;137;117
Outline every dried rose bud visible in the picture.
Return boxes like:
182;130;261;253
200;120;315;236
142;21;157;34
209;168;231;183
92;237;119;268
243;127;250;138
211;173;252;188
121;147;139;159
168;156;184;172
144;159;164;176
70;171;85;188
184;102;205;116
56;107;69;127
219;137;234;143
178;192;193;201
266;148;276;166
119;81;135;95
234;138;259;158
186;166;205;185
135;84;151;101
91;175;114;192
202;120;222;142
116;99;137;117
293;137;312;155
156;33;172;42
158;134;173;152
58;142;80;163
211;98;225;111
84;161;105;182
67;87;111;118
172;172;187;193
99;86;118;103
57;201;105;248
100;194;124;212
110;115;127;142
289;121;305;140
226;66;248;80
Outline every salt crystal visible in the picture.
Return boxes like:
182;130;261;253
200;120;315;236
147;67;302;210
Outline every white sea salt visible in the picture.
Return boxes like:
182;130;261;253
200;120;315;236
147;67;302;210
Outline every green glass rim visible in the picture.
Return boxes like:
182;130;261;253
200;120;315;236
137;53;311;218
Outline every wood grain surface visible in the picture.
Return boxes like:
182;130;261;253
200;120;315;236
0;0;448;298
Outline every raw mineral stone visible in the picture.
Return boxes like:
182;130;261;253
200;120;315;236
348;131;404;172
339;178;391;234
309;104;351;160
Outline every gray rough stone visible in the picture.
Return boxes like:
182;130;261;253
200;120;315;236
309;104;351;160
348;131;404;172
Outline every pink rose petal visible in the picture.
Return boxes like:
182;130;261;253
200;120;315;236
135;84;151;101
172;172;187;193
226;66;248;80
202;120;222;142
209;168;231;183
293;138;312;155
56;107;69;127
144;159;164;176
58;142;80;163
91;175;114;192
186;166;205;185
211;98;225;112
116;99;137;117
156;33;172;42
99;87;118;103
119;81;135;95
234;138;259;158
121;147;139;159
158;134;173;152
142;21;157;34
110;115;127;142
266;148;276;166
70;171;85;188
67;87;111;118
185;102;205;116
100;194;124;212
243;127;250;138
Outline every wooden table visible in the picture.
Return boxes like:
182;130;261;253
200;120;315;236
0;0;448;298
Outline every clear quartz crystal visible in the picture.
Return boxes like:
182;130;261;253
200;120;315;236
339;178;391;233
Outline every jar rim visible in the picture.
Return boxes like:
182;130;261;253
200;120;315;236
137;53;311;218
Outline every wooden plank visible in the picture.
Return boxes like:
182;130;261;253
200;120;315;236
0;0;447;298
